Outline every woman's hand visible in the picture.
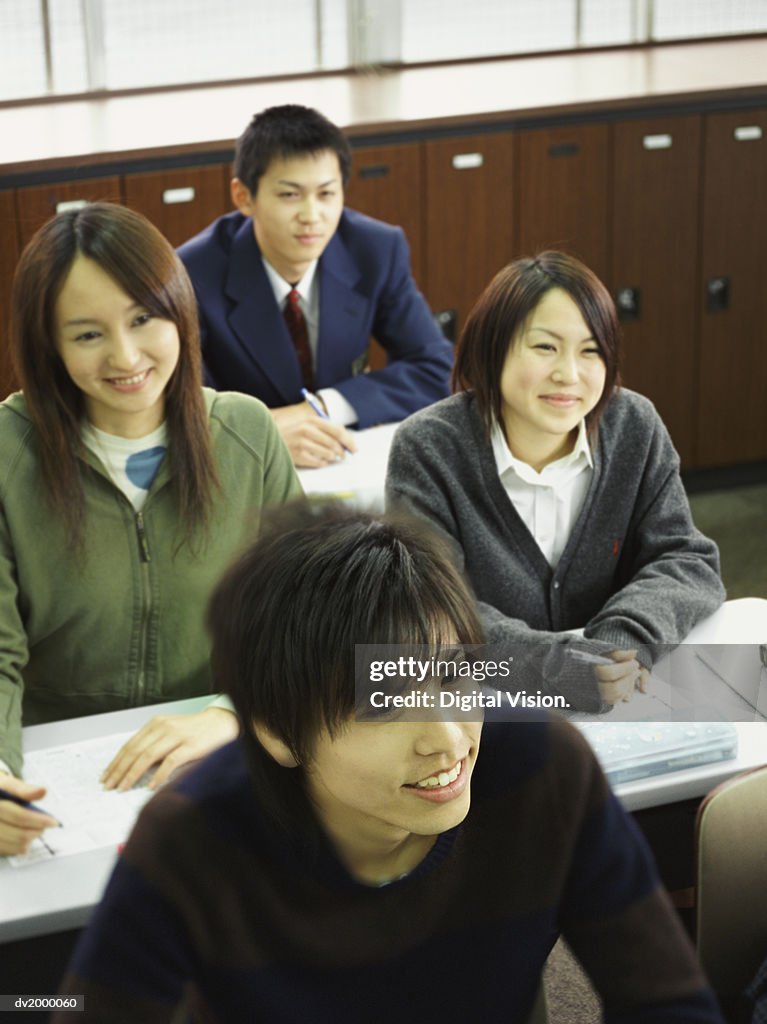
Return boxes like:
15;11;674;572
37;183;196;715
0;772;59;856
595;649;648;705
101;707;240;792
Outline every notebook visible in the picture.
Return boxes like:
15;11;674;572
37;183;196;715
576;720;738;785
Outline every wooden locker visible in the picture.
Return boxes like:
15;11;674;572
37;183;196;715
345;142;427;369
346;142;425;285
123;164;230;247
15;176;123;247
698;108;767;466
424;133;514;336
611;115;702;466
516;122;609;280
0;189;20;398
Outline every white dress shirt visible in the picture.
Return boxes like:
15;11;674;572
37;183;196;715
490;418;594;568
262;257;358;425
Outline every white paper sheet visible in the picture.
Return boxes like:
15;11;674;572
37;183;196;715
9;732;154;867
568;674;686;723
296;422;398;508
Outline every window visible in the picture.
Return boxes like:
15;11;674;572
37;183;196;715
1;0;765;103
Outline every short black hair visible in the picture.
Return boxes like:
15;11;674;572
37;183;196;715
453;251;622;438
207;500;483;835
233;104;352;194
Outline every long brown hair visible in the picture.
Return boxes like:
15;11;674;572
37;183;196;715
453;251;622;438
10;202;219;548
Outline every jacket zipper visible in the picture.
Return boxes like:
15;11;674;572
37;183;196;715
135;511;152;704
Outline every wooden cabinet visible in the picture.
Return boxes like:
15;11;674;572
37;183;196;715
610;115;703;466
345;141;427;368
15;176;123;247
0;99;765;470
424;133;514;334
346;142;425;286
122;164;230;247
0;189;20;398
515;123;609;280
698;109;767;466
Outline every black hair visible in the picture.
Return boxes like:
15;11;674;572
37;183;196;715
233;104;351;194
453;251;622;438
207;500;483;837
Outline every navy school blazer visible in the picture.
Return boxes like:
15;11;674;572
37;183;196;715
177;209;453;428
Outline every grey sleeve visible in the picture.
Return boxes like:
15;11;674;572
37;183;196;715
583;415;725;659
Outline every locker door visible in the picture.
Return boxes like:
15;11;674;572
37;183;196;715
611;115;702;466
698;109;767;466
15;176;123;247
346;142;425;285
516;123;609;281
0;189;20;398
424;133;514;336
123;164;231;247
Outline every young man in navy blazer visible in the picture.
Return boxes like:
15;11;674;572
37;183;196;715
178;105;453;467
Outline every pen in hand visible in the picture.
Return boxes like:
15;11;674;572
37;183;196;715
301;387;329;420
0;786;62;826
300;388;355;455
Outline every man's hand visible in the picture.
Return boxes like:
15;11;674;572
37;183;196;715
595;649;647;705
0;772;59;856
271;402;357;468
101;707;240;792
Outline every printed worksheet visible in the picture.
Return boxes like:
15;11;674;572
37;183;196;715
8;732;154;867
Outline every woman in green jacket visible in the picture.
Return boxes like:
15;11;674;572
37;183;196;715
0;202;302;855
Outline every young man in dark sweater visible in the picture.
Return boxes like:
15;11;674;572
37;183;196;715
56;503;724;1023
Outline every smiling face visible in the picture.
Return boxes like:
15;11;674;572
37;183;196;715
55;254;180;438
303;710;482;882
499;287;607;470
232;149;344;283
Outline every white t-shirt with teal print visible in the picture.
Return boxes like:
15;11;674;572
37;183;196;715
82;422;168;512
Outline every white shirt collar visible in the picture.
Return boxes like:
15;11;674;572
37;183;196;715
491;417;593;486
262;256;319;306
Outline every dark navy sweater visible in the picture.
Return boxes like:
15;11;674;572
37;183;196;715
57;718;722;1023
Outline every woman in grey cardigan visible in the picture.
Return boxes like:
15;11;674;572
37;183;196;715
385;252;724;712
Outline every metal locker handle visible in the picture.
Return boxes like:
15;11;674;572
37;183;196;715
616;287;641;321
642;134;673;151
452;153;484;170
163;187;196;205
359;164;390;179
56;199;89;213
706;276;730;312
548;142;580;158
734;125;763;142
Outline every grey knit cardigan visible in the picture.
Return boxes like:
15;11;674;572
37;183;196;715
385;389;725;712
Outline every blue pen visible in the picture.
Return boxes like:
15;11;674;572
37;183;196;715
0;786;61;824
301;388;329;420
301;388;354;455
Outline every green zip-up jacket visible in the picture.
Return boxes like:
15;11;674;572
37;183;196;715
0;389;302;775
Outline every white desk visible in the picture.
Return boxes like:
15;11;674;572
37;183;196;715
0;696;210;944
572;598;767;808
2;644;766;944
567;599;767;726
296;422;398;509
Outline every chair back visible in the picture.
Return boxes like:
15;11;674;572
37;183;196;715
695;763;767;998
